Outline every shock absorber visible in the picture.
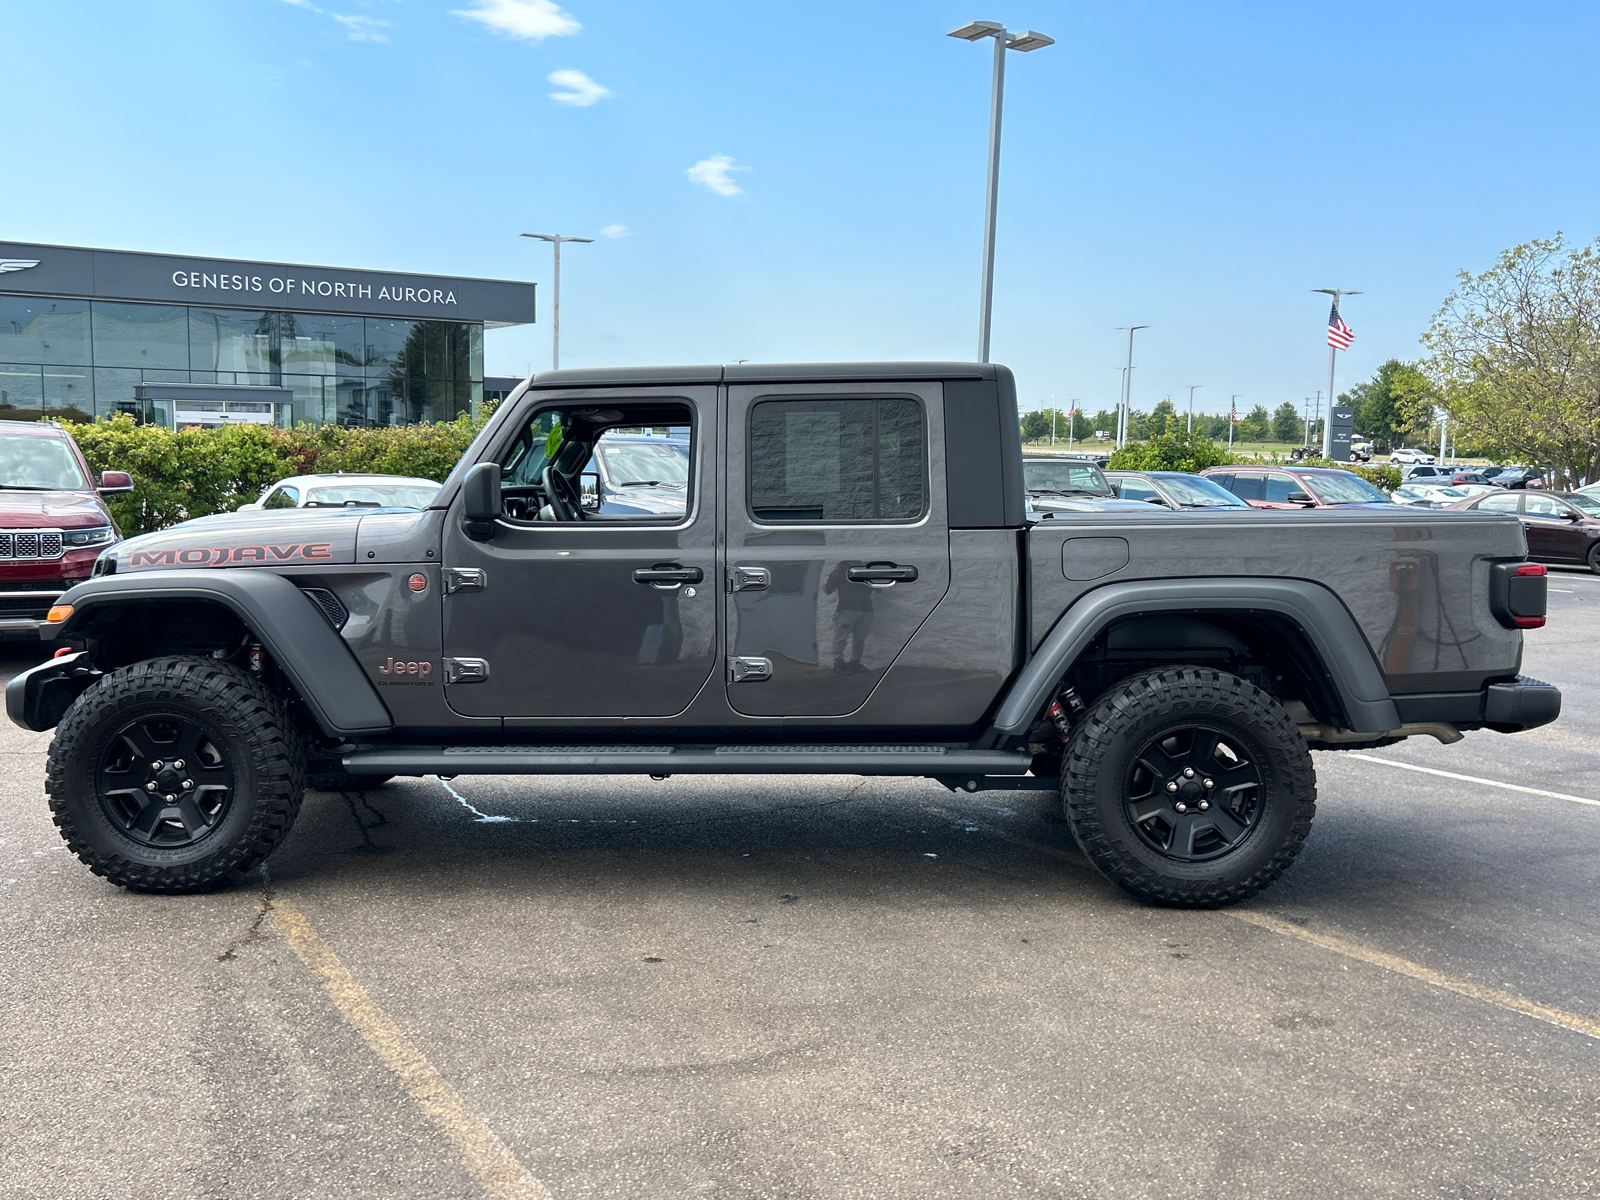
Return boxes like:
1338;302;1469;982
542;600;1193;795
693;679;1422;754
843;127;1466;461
1047;686;1086;740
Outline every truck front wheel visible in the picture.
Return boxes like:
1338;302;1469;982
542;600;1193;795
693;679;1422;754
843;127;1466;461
45;657;306;893
1062;667;1315;907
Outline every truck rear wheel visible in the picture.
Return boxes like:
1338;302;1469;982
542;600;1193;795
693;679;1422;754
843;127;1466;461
1062;667;1315;907
45;657;306;894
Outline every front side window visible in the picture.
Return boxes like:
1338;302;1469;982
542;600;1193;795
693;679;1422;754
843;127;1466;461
1116;479;1163;505
0;435;90;490
498;403;694;523
1264;473;1302;503
1524;494;1564;517
749;397;926;523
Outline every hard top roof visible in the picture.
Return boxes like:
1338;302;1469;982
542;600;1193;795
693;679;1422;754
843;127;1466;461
525;362;999;389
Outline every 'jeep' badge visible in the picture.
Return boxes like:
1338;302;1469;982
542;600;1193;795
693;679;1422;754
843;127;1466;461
377;658;433;677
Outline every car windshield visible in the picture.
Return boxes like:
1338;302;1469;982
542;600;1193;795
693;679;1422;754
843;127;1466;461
304;482;439;509
0;434;90;490
595;439;690;486
1565;493;1600;516
1023;461;1111;496
1152;474;1248;508
1304;472;1389;504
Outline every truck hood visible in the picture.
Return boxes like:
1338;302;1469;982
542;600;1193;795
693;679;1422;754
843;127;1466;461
106;506;364;572
0;489;112;529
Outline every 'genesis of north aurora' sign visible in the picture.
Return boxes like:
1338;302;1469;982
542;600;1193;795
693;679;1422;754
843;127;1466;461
0;241;535;327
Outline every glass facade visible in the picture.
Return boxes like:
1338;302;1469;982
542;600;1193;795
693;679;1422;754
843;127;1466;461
0;296;484;426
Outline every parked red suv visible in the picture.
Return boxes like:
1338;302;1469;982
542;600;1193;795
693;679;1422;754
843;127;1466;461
1199;465;1394;509
0;421;130;639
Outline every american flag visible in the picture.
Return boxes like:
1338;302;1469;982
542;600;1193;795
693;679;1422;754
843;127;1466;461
1327;304;1355;350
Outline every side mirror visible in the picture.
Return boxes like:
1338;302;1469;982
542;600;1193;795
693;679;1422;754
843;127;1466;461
1143;496;1167;506
98;471;133;495
1286;490;1314;504
580;472;601;511
462;462;502;541
1563;509;1583;521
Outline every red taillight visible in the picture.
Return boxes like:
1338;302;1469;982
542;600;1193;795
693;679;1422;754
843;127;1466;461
1514;563;1547;577
1514;615;1546;629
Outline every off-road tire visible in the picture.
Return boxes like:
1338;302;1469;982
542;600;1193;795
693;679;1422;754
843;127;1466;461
46;657;305;893
1062;666;1316;907
306;772;394;793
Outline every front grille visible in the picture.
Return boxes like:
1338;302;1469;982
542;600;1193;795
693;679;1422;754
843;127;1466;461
0;597;54;617
0;531;64;560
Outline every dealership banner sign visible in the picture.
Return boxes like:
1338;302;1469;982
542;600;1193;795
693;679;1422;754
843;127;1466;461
0;241;535;327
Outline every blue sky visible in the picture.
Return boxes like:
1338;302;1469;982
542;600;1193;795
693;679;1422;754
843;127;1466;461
6;1;1600;419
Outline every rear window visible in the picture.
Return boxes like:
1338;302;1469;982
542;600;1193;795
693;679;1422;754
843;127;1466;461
749;397;926;523
1023;461;1111;496
0;434;89;490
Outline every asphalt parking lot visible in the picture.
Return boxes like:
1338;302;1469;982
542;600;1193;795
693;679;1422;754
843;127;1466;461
4;576;1599;1200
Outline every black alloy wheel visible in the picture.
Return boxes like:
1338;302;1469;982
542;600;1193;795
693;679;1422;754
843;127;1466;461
96;714;236;849
1588;543;1600;576
47;657;305;893
1124;725;1263;862
1062;666;1316;907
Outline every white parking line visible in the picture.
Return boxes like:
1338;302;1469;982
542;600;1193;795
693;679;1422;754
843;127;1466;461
1348;754;1600;808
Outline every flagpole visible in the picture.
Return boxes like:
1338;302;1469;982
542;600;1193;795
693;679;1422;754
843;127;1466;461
1313;288;1360;460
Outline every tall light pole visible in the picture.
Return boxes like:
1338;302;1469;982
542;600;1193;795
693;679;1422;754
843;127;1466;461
1228;394;1240;451
1115;325;1148;448
1312;287;1360;458
1186;384;1202;434
948;21;1054;363
521;232;594;370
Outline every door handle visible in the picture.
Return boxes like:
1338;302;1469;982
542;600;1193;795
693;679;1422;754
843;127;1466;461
846;562;918;585
633;564;703;587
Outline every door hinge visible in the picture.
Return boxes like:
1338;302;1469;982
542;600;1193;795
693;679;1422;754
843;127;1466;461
729;566;771;592
443;657;491;684
727;656;772;683
442;567;487;594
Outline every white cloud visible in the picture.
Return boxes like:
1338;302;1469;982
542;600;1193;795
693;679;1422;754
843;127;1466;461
280;0;323;11
599;224;631;239
548;69;610;107
333;13;391;41
453;0;579;41
687;154;745;197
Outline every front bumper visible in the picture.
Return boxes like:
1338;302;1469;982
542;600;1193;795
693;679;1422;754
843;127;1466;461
5;650;101;732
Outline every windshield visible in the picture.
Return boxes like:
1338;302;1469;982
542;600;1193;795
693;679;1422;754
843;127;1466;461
305;482;439;509
1023;461;1111;496
1304;472;1390;504
1153;474;1249;507
1566;493;1600;516
0;435;90;490
595;439;690;486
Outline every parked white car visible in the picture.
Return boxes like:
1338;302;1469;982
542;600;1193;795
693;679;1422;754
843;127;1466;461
238;473;441;512
1389;447;1437;465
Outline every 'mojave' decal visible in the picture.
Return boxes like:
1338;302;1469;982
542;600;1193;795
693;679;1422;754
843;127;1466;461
129;543;335;568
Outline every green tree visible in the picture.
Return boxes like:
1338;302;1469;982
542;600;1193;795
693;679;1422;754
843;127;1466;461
1345;359;1434;450
1271;402;1304;443
1108;428;1231;472
1423;234;1600;485
1236;404;1270;441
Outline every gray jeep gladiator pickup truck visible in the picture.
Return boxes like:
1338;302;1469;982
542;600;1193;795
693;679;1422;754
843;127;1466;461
9;363;1559;906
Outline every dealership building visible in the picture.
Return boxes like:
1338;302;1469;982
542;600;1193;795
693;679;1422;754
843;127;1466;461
0;241;534;428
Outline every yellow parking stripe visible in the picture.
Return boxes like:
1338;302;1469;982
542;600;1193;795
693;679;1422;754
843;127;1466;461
270;898;555;1200
1006;833;1600;1041
1226;909;1600;1041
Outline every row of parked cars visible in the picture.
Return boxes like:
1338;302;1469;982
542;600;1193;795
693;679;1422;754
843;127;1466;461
1023;455;1600;574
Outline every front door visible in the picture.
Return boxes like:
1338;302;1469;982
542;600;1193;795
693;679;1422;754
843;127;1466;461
1522;493;1583;562
441;388;719;718
722;381;951;717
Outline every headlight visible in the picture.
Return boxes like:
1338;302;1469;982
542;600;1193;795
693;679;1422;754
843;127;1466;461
62;525;115;547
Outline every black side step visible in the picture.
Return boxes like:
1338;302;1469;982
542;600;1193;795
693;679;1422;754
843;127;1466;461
343;744;1033;778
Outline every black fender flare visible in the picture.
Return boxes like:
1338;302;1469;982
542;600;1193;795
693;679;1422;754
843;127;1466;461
42;570;393;737
991;577;1401;736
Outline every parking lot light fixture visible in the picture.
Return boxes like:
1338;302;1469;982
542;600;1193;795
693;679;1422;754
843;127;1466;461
1187;385;1202;434
1116;325;1148;448
522;232;595;371
948;19;1054;362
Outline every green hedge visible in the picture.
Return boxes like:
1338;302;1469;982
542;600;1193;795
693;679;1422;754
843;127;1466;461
72;412;488;536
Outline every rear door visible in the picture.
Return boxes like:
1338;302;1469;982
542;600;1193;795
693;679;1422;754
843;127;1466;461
722;380;951;717
1522;493;1581;561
